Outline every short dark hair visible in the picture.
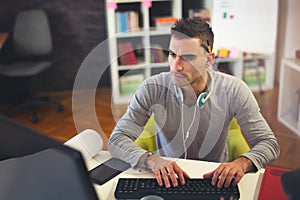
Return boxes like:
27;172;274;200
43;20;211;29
171;18;214;51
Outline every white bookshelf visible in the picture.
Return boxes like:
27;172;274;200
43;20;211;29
278;58;300;136
105;0;182;104
215;53;275;92
105;0;275;104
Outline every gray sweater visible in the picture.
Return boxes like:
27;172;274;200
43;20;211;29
108;71;279;170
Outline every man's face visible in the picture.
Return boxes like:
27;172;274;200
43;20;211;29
168;36;209;89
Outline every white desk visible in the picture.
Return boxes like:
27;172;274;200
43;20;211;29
87;151;264;200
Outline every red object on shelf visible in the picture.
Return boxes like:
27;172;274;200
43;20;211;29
118;43;138;65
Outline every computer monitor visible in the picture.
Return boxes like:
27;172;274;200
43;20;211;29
0;115;62;160
0;115;99;200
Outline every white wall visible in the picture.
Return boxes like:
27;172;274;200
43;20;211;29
211;0;278;54
275;0;300;84
284;0;300;57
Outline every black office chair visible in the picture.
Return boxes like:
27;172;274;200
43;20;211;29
281;167;300;200
0;9;63;123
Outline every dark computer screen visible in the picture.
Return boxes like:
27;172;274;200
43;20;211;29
0;115;63;160
0;146;99;200
0;115;99;200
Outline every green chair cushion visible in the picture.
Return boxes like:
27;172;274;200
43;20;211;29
136;115;250;161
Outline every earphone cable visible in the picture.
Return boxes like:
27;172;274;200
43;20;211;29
181;103;197;159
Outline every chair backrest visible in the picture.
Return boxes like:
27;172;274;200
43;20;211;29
227;118;250;161
136;115;250;161
135;113;157;152
13;9;52;56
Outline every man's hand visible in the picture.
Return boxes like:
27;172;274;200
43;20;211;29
139;153;190;188
203;156;254;188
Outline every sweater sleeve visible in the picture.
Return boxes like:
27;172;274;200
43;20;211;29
108;79;156;167
231;79;280;170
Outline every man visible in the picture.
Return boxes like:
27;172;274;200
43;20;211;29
108;18;279;189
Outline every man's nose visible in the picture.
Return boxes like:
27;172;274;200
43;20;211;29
173;56;183;71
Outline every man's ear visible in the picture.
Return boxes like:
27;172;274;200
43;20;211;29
206;52;215;66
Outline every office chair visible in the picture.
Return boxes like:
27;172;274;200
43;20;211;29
135;114;250;161
0;9;63;123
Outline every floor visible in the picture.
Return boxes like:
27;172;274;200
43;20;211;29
1;85;299;170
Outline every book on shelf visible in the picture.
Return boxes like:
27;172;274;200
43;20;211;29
188;8;210;21
116;12;127;33
118;43;138;65
150;44;166;63
116;11;139;33
155;16;177;28
119;74;144;95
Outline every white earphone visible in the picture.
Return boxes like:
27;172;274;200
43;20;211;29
174;70;215;159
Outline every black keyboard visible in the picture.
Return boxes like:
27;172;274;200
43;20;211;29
115;178;240;200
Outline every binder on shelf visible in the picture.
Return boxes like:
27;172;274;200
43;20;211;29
118;43;138;66
116;11;139;33
128;11;139;31
116;12;128;33
243;59;266;86
119;74;144;95
188;8;210;21
243;67;266;86
155;17;177;28
150;44;166;63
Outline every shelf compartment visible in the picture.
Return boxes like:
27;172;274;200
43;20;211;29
278;58;300;136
